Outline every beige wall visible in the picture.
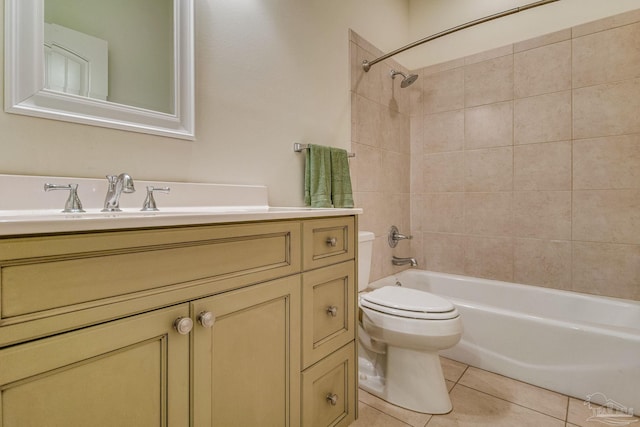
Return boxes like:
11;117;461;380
402;0;640;69
409;9;640;300
1;0;409;207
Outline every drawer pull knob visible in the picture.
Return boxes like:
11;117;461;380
326;393;338;406
327;306;338;317
326;237;337;247
198;311;215;328
173;317;194;335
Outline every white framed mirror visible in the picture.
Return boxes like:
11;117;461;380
4;0;194;140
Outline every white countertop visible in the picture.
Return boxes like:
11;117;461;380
0;206;361;236
0;174;361;236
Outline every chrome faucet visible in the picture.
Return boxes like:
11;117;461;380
392;256;418;267
388;225;412;248
102;173;135;212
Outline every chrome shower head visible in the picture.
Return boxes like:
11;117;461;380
390;70;418;88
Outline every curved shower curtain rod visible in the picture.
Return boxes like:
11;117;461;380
362;0;560;72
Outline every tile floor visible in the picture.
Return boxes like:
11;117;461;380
350;357;636;427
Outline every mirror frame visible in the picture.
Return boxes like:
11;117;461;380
4;0;195;140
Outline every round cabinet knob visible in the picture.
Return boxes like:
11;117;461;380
198;311;215;328
326;393;338;406
326;306;338;317
173;317;194;335
326;237;337;247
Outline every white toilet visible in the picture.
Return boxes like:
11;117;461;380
357;231;463;414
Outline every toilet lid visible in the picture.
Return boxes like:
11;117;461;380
360;286;458;320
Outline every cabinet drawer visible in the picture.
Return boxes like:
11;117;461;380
302;262;355;368
0;221;300;322
302;217;354;271
301;343;356;427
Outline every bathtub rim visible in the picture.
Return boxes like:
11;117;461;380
367;269;640;336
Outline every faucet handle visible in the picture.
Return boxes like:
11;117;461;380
44;183;85;213
388;225;412;248
142;186;170;211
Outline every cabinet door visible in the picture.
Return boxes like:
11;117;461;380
192;276;301;427
0;304;190;427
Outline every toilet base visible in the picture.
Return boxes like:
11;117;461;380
359;344;453;414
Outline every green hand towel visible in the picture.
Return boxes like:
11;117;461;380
304;144;332;208
330;147;354;208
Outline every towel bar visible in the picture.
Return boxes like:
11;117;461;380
294;143;355;158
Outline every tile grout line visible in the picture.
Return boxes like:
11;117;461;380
423;363;470;426
357;399;416;427
511;49;516;282
570;26;574;295
453;382;571;423
461;62;468;278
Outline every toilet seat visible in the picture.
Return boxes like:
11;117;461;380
360;286;458;320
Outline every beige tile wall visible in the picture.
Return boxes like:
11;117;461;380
351;8;640;300
410;10;640;300
350;31;412;281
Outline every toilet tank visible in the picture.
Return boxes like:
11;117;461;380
358;231;375;292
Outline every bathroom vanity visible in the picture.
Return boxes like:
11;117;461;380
0;176;359;427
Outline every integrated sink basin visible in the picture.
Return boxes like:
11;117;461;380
0;174;360;236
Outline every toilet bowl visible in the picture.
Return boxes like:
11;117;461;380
357;231;463;414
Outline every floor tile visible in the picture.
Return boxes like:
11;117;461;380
359;389;432;427
351;401;415;427
567;397;599;426
440;357;467;382
425;385;565;427
567;397;639;426
458;366;568;419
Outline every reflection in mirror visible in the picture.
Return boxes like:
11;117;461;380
4;0;194;140
44;23;109;101
44;0;174;113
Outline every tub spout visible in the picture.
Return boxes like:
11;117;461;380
392;256;418;267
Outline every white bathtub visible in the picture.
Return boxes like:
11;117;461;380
368;270;640;410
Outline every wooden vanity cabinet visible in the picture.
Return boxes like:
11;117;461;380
0;215;357;427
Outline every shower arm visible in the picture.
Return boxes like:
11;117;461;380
362;0;560;72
